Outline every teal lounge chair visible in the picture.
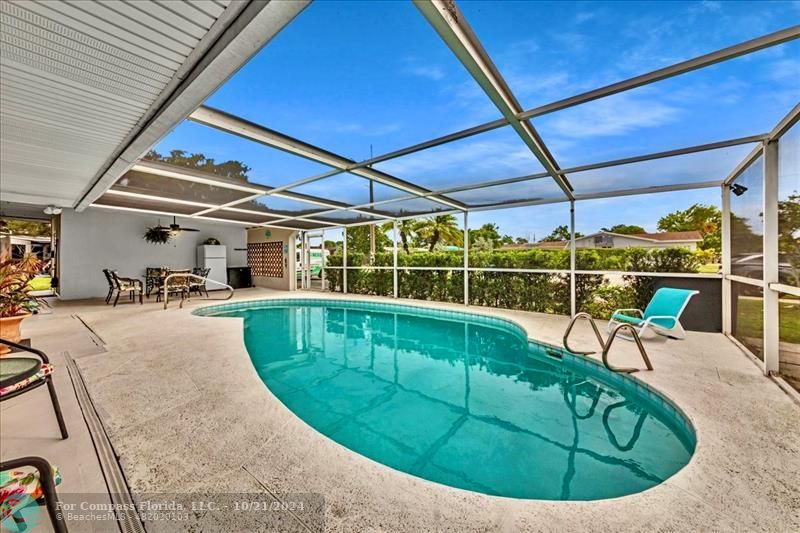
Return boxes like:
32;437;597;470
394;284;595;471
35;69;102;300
609;288;699;340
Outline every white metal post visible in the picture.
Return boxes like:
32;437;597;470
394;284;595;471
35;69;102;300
570;200;576;316
321;229;326;292
393;220;398;298
721;185;732;334
299;231;305;290
463;211;469;306
343;227;348;294
763;140;780;375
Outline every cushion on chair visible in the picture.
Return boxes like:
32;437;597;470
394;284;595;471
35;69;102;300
610;312;644;326
0;364;53;397
0;465;62;520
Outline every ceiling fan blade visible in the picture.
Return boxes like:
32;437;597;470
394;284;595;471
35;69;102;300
181;227;200;232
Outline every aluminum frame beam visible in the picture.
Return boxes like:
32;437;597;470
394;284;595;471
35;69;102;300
519;26;800;121
189;106;466;211
414;0;573;200
75;0;311;210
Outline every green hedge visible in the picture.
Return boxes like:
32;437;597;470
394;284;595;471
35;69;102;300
324;247;701;318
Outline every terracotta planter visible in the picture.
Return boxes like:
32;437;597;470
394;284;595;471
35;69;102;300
0;313;31;356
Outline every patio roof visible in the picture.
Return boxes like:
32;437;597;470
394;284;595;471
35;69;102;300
0;0;309;209
84;1;798;229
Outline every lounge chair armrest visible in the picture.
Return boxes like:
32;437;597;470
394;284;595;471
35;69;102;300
642;315;679;328
0;339;50;364
612;308;643;317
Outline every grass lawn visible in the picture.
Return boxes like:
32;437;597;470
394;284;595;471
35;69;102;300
736;297;800;344
698;263;720;273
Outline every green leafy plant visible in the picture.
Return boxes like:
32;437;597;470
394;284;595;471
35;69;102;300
325;247;703;317
144;226;172;245
0;251;42;317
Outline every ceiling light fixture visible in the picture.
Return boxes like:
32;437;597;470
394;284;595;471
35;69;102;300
43;205;63;215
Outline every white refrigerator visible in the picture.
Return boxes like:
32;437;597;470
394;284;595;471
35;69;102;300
197;245;227;288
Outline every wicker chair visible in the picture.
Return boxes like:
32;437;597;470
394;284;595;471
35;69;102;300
156;269;190;303
109;271;143;306
190;267;211;297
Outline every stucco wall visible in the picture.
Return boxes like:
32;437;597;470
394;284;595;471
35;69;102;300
247;227;296;291
58;208;247;299
574;235;697;250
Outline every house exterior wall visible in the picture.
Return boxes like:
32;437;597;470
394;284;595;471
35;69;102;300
574;235;698;251
58;208;247;299
247;227;296;291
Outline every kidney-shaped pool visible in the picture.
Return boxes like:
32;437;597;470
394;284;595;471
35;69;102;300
195;299;695;500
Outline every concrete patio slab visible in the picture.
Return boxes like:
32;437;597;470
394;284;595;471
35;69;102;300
10;288;800;532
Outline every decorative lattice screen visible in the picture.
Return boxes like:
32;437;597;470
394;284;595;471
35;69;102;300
248;242;283;278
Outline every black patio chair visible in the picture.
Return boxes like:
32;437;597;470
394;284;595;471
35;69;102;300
189;267;211;297
0;456;68;533
101;268;115;304
0;339;68;439
109;271;143;306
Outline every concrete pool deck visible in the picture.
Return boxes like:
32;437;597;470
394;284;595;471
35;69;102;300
4;287;799;532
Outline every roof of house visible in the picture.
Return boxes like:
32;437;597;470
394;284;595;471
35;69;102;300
529;230;703;248
630;231;702;241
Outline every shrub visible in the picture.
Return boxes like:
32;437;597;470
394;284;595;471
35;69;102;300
324;247;701;316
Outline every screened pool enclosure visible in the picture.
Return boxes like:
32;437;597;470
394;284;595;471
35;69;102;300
89;2;799;380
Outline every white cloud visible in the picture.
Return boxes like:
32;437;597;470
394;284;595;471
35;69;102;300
378;135;542;184
404;64;445;81
307;120;401;137
542;93;680;138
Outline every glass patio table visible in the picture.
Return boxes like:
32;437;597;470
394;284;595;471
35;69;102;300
0;357;41;389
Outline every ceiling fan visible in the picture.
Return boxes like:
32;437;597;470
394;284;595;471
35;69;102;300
153;216;199;233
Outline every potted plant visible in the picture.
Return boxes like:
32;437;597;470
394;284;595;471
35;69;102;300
0;251;42;355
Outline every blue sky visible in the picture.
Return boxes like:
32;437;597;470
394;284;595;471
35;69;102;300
153;0;800;239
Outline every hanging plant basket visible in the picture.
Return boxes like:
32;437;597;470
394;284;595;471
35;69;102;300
144;226;172;244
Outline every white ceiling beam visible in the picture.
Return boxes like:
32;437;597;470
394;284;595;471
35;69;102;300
75;0;311;210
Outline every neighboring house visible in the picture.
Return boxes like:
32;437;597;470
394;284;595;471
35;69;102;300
9;235;53;260
522;231;703;251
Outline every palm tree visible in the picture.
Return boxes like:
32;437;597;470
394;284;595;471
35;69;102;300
380;219;417;253
416;215;462;252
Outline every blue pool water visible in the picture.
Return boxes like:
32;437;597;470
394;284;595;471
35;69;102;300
196;299;695;500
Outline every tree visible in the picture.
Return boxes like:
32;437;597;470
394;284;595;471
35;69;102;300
380;219;418;253
469;223;513;248
145;149;251;180
657;203;721;253
347;225;390;254
602;224;646;235
0;219;50;237
542;225;582;242
515;237;529;245
779;192;800;285
415;215;462;251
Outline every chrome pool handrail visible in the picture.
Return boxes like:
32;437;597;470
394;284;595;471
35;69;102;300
563;313;653;373
162;273;234;310
562;312;605;355
602;323;653;374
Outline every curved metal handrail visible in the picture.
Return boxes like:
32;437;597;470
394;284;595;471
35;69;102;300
602;400;648;451
563;312;605;355
563;381;603;420
162;273;234;310
602;323;653;373
564;313;653;373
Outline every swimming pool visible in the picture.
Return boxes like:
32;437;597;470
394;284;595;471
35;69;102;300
196;299;695;500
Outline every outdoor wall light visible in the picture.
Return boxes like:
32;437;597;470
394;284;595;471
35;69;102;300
730;184;748;196
43;205;63;215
